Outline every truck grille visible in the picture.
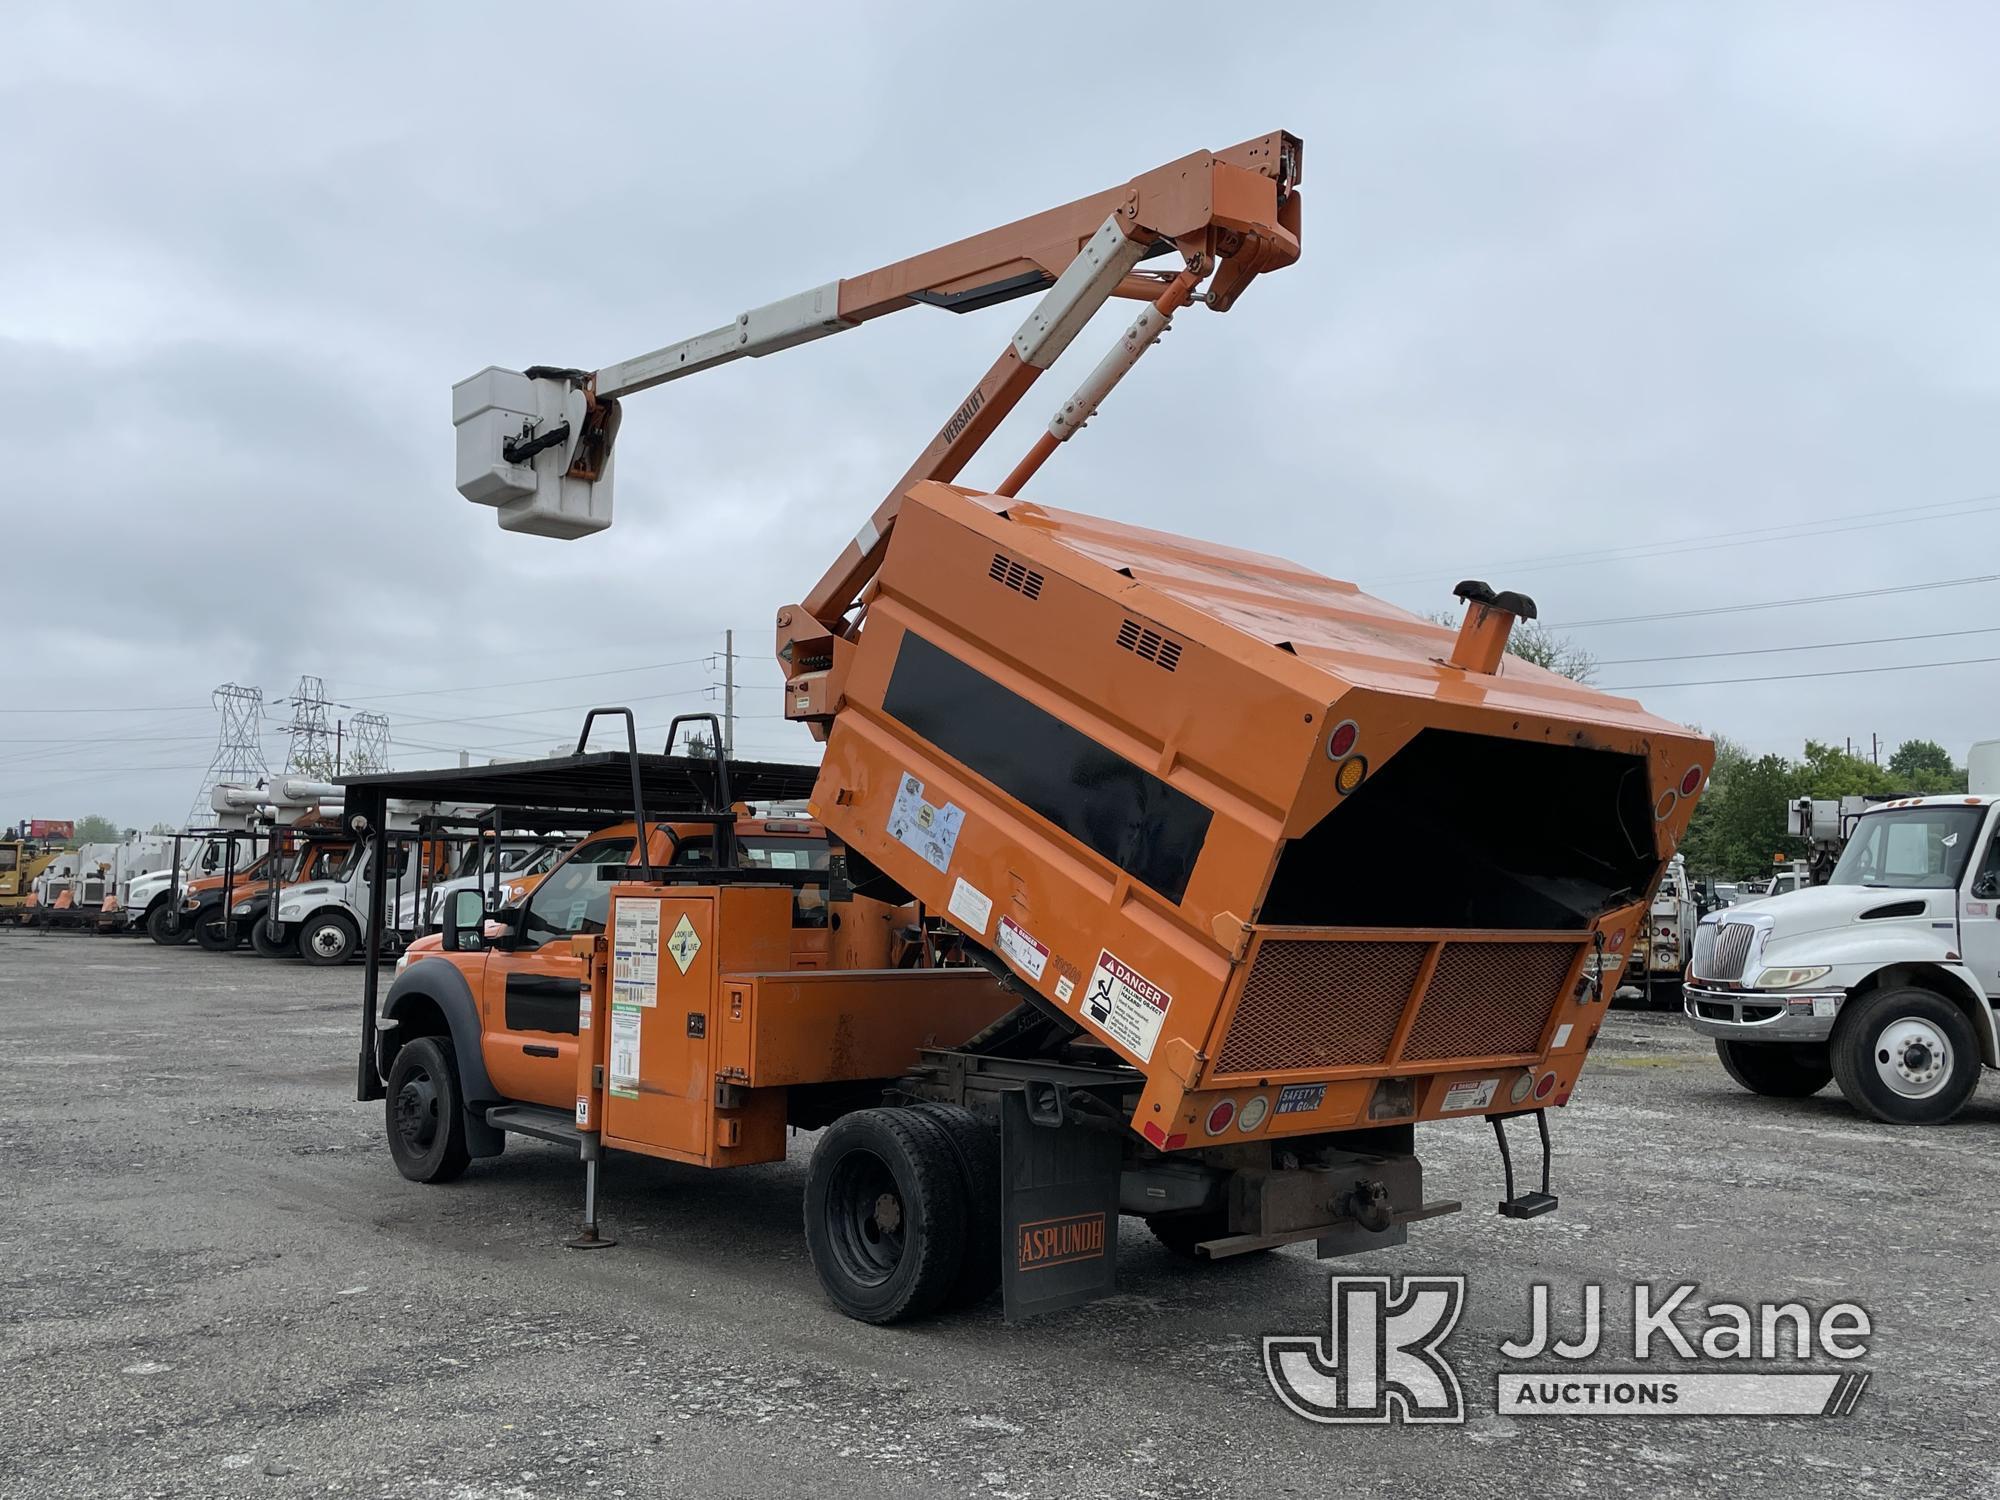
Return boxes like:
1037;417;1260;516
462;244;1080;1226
1213;933;1585;1077
1692;921;1754;982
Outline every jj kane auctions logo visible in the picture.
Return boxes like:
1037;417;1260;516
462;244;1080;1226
1265;1277;1872;1423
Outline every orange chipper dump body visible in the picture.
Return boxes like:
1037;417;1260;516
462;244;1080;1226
439;127;1712;1321
810;484;1706;1145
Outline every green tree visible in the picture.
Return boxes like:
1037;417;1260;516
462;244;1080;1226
73;813;123;845
1792;740;1899;800
1887;738;1966;794
1678;735;1801;881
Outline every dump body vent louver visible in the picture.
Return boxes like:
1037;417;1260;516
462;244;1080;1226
988;552;1044;600
1116;618;1182;671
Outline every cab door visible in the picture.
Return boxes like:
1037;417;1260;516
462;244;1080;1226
1957;809;2000;1001
477;833;641;1107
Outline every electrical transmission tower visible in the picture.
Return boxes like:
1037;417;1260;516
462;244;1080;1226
282;675;339;780
187;683;271;827
347;711;391;774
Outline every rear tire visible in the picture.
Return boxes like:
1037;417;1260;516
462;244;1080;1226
192;916;235;952
907;1103;1001;1307
299;911;357;966
1830;987;1981;1125
1714;1039;1832;1098
384;1036;471;1184
147;902;192;946
804;1107;967;1324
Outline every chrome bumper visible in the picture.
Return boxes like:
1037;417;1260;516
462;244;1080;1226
1683;983;1845;1042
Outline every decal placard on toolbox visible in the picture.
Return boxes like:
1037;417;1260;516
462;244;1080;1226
1053;973;1075;1004
886;773;964;874
1440;1078;1499;1113
997;917;1049;981
1081;950;1171;1063
947;877;992;934
666;912;701;975
612;898;661;1008
1275;1082;1326;1115
608;1005;641;1099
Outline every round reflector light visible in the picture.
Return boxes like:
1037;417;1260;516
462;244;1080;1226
1237;1094;1270;1132
1610;928;1626;950
1654;787;1677;821
1509;1074;1534;1105
1336;756;1368;795
1533;1072;1557;1101
1326;719;1360;760
1680;765;1704;797
1204;1098;1237;1136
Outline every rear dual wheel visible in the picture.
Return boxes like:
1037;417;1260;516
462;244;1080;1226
804;1105;998;1324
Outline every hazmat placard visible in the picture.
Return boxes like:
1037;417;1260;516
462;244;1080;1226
1081;950;1171;1063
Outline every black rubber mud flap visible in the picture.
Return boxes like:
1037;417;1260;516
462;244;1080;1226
999;1091;1120;1321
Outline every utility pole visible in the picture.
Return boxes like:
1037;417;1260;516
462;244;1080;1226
335;719;344;774
1871;733;1880;767
723;629;735;757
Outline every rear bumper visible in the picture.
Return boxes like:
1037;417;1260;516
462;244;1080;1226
1683;983;1844;1042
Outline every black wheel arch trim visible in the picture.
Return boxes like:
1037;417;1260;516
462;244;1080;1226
381;961;504;1159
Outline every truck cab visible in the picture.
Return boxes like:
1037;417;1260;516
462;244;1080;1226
1686;794;2000;1123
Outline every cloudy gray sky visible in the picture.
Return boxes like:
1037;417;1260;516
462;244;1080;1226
5;1;1996;829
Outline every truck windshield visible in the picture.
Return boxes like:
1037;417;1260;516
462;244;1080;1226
0;846;16;872
1829;806;1986;890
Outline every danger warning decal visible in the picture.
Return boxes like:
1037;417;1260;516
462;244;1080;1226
1081;949;1171;1063
996;916;1048;981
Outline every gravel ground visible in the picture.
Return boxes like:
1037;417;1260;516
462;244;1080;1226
2;927;1996;1498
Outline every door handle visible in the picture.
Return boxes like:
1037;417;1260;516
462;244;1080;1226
523;1044;559;1058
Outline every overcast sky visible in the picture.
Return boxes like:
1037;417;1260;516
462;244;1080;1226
4;1;1997;829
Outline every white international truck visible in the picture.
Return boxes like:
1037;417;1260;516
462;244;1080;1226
1686;747;2000;1124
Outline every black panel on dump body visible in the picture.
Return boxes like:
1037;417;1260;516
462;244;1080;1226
881;632;1212;905
1260;728;1660;930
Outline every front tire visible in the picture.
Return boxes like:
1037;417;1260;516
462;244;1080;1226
384;1036;471;1183
147;902;192;945
192;915;236;952
299;911;357;966
1714;1039;1832;1097
804;1108;968;1324
250;920;289;958
1830;987;1981;1125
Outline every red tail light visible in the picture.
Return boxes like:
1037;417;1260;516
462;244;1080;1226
1204;1099;1237;1135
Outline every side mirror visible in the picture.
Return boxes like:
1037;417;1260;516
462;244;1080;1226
443;888;486;952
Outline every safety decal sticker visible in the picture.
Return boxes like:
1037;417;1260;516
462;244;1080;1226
1275;1082;1326;1115
612;898;661;1008
575;1094;590;1126
997;917;1049;981
1053;974;1076;1004
887;773;964;874
1081;949;1171;1063
947;877;992;935
667;912;702;975
608;1005;641;1099
1440;1078;1499;1113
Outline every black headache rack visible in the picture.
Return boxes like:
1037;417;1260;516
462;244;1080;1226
341;707;819;1103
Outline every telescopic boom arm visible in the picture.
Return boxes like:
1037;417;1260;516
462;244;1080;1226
452;130;1302;733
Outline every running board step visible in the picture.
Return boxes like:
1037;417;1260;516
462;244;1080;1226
486;1104;587;1151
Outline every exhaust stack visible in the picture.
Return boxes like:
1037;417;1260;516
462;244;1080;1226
1448;580;1538;675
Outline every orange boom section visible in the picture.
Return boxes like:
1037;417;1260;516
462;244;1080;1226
810;482;1709;1145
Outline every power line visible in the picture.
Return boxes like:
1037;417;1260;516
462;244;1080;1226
1556;574;1999;630
1365;487;2000;588
1606;654;2000;691
341;656;711;704
0;703;207;714
1597;625;2000;667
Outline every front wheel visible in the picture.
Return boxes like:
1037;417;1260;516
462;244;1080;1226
147;902;192;945
804;1108;968;1324
299;912;357;966
384;1036;471;1183
1830;987;1981;1125
1714;1039;1832;1097
192;915;236;952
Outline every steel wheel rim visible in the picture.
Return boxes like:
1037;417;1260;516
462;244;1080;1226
1875;1017;1951;1099
310;923;347;959
824;1149;905;1287
395;1069;440;1150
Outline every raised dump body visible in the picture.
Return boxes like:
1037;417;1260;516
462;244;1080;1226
810;481;1708;1145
